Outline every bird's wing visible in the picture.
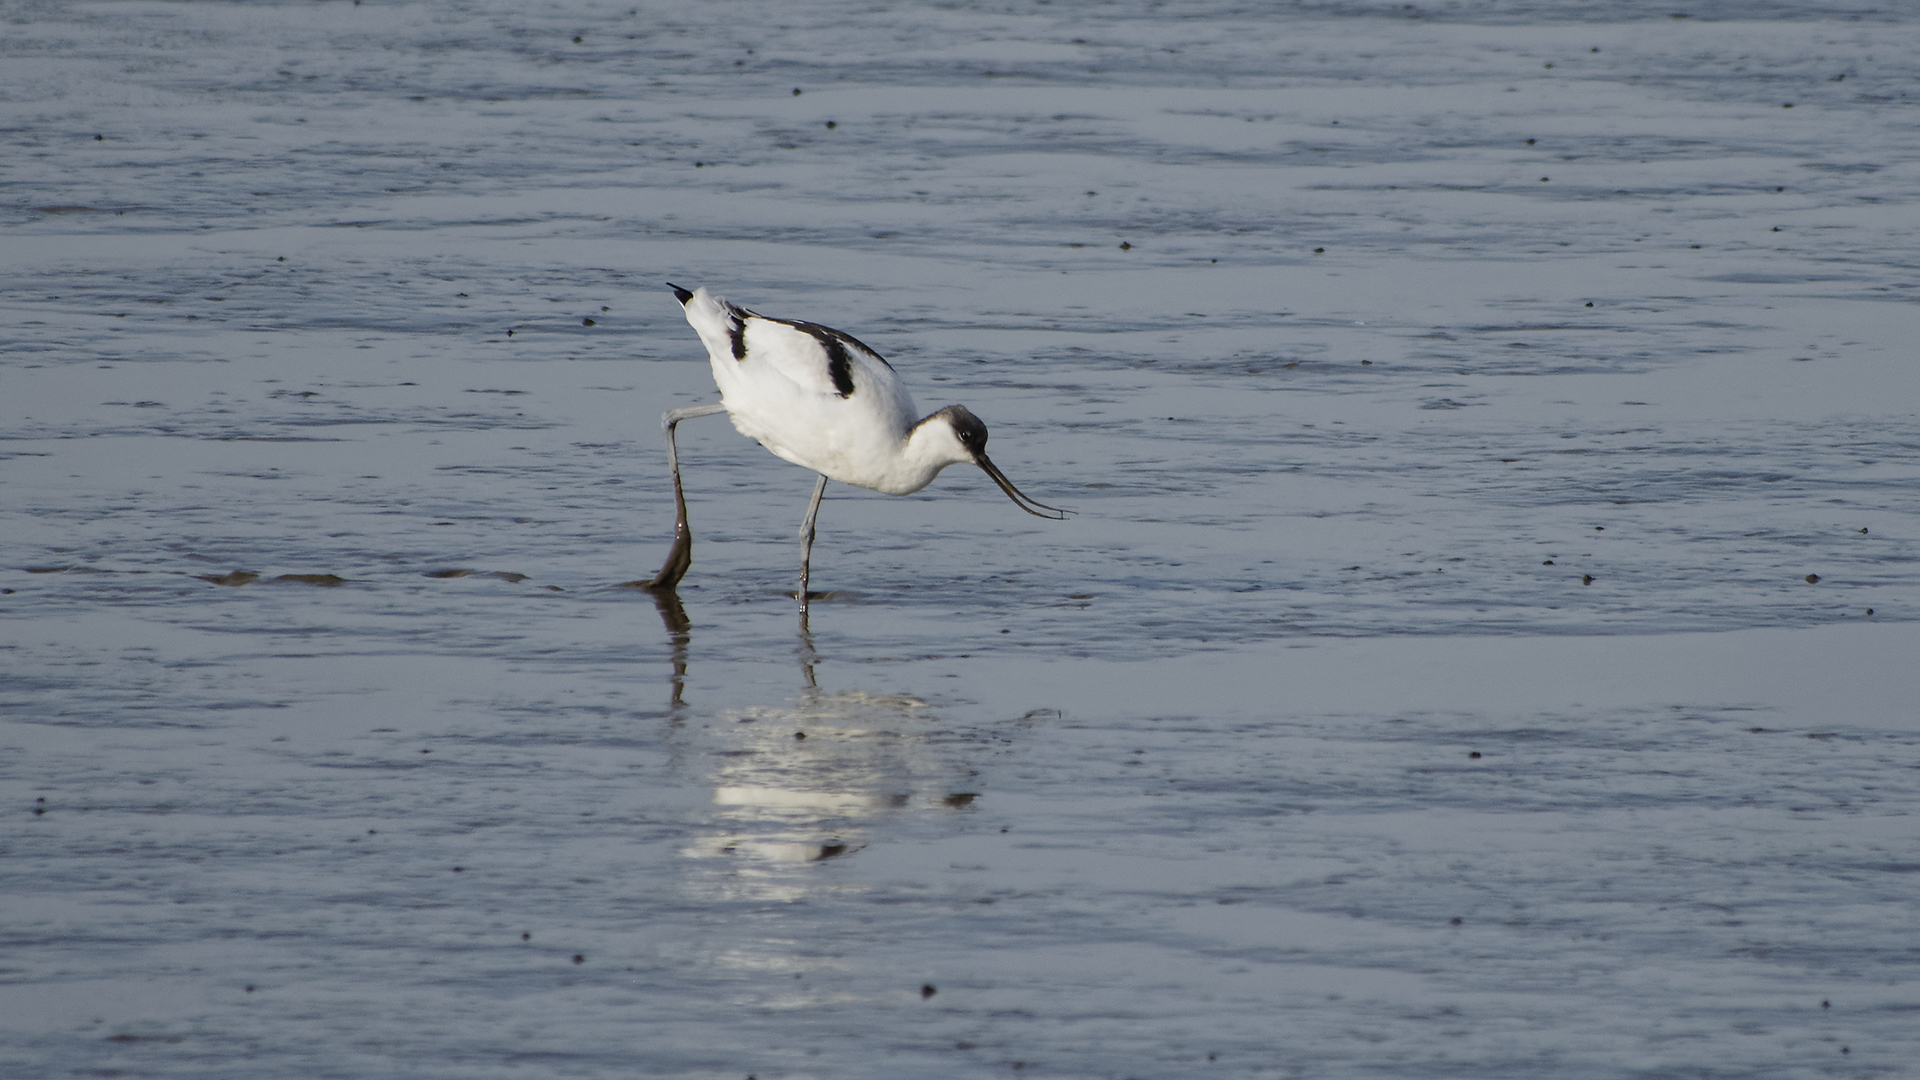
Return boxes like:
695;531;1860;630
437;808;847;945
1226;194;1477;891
737;310;893;401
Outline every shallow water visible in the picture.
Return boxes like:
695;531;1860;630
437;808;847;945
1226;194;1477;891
4;2;1918;1077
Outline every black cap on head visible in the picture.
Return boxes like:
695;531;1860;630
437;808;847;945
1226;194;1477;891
940;405;989;458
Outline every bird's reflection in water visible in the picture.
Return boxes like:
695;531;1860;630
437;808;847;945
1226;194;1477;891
644;587;692;708
638;591;1050;901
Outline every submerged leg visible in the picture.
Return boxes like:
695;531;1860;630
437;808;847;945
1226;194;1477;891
797;473;829;609
646;403;728;591
797;622;820;690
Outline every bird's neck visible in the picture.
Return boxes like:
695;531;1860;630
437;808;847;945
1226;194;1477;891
885;417;971;495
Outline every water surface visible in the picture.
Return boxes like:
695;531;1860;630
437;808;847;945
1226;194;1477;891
4;2;1918;1077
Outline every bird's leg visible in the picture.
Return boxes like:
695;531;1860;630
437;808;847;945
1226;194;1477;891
797;473;829;610
646;403;727;591
797;622;820;690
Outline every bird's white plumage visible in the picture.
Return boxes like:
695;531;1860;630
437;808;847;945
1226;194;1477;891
645;284;1065;598
679;287;963;495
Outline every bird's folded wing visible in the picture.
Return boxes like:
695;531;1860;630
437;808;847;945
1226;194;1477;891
739;313;883;401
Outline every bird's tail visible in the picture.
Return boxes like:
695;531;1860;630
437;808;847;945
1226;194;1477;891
667;284;748;361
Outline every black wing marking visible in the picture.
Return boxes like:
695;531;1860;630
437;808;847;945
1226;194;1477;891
724;304;749;361
736;313;892;400
796;324;856;397
761;317;891;369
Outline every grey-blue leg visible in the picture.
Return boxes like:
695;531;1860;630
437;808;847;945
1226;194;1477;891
647;403;728;590
797;473;829;609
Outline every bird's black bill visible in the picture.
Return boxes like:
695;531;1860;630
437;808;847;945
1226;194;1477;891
977;455;1069;519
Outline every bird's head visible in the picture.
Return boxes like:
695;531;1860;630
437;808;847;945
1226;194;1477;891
919;405;1068;520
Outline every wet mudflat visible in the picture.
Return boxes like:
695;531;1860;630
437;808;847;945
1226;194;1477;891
4;1;1918;1077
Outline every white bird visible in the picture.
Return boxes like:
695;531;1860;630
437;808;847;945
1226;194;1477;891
644;284;1066;605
